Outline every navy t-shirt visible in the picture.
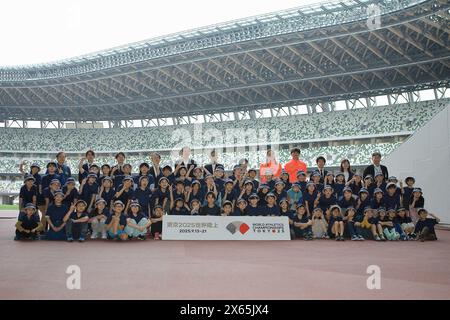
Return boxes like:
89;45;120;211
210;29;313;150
318;195;337;212
101;188;115;208
62;186;78;206
80;182;99;203
19;185;38;204
232;208;246;216
293;214;309;225
303;191;318;213
170;207;189;215
105;214;127;227
263;205;280;216
414;218;437;234
41;173;62;190
152;188;170;206
18;212;40;225
133;187;152;213
200;205;221;216
127;212;147;224
246;205;262;216
114;186;133;205
46;203;68;226
69;211;88;221
338;196;356;209
384;193;401;210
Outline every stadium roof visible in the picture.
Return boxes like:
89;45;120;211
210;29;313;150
0;0;449;121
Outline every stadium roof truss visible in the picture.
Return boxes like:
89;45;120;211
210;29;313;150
0;0;449;122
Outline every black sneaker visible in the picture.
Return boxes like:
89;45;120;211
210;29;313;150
138;235;146;241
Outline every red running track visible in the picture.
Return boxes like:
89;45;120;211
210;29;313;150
0;213;449;300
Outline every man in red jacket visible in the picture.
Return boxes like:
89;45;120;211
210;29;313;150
284;148;307;183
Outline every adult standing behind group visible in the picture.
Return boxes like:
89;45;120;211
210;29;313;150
284;148;307;183
363;152;389;181
259;149;282;183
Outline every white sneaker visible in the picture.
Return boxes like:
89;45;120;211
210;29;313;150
101;233;107;239
91;233;98;239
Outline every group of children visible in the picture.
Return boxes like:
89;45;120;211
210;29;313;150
14;149;440;242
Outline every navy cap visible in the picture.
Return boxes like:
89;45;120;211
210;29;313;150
292;183;301;188
413;188;422;193
274;180;285;186
175;179;185;185
24;175;35;183
311;171;321;177
258;183;269;189
343;187;353;193
329;205;342;212
388;176;398;181
95;198;107;206
232;164;241;171
374;172;384;177
50;179;61;185
248;168;257;173
191;180;201;186
130;200;141;207
214;166;224;172
364;175;373;180
243;180;254;186
174;197;185;203
204;174;214;180
158;176;170;184
101;164;111;169
154;204;163;209
248;193;259;200
87;173;97;179
378;207;386;213
397;207;406;212
359;188;369;194
296;170;306;177
278;197;289;204
123;163;132;169
53;189;64;197
345;206;356;212
265;192;276;200
312;207;322;212
335;172;345;178
102;176;113;182
222;200;233;207
323;185;333;191
364;206;373;213
190;198;201;205
162;165;172;171
405;176;415;183
386;182;397;190
373;188;383;194
237;198;247;205
24;203;36;211
30;162;41;170
75;199;87;206
224;179;234;185
113;200;125;207
66;177;76;184
122;175;133;182
306;182;315;188
90;164;99;169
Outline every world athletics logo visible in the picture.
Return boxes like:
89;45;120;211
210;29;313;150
226;221;250;235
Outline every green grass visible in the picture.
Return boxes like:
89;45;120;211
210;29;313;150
0;204;19;210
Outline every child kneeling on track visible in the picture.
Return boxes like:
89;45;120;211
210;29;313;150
105;200;128;241
328;205;345;241
311;207;328;239
415;208;440;242
89;198;109;239
125;200;152;240
150;204;164;240
343;207;364;241
63;200;90;243
15;203;43;241
292;204;313;240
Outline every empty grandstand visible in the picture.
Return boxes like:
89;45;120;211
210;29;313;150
0;0;449;198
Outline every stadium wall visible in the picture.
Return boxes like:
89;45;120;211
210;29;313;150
384;104;450;224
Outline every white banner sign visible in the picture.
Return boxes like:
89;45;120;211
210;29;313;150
162;215;291;240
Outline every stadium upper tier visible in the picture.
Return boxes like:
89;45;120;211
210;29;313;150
0;0;448;121
0;99;446;152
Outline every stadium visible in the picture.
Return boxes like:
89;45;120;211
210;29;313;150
1;0;450;301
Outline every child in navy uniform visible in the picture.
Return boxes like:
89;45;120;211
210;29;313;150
246;194;261;216
64;200;89;242
233;198;247;216
200;191;221;216
303;182;318;217
415;208;440;242
133;176;152;217
334;173;346;198
19;175;38;210
105;200;128;241
263;193;279;216
15;203;43;240
344;207;364;241
328;205;345;241
125;201;151;240
395;207;416;240
99;176;115;212
371;188;385;209
45;190;68;241
338;187;356;209
221;201;233;216
89;198;109;239
171;198;189;215
62;177;78;207
401;177;415;209
150;204;164;240
292;204;313;240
